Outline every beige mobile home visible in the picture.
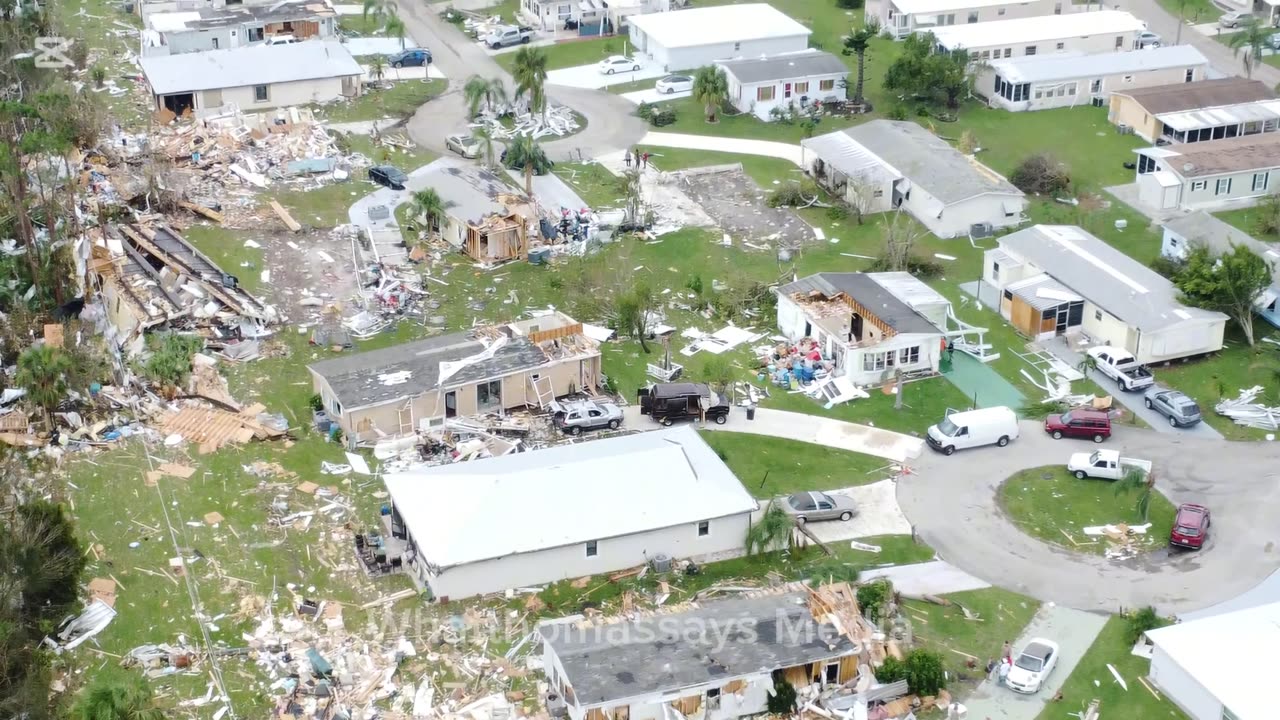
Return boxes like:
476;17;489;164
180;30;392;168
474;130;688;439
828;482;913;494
1108;77;1278;143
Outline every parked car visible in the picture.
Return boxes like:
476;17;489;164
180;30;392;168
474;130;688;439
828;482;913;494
1170;503;1210;550
925;406;1019;456
388;47;432;67
598;55;641;75
781;491;856;524
265;34;298;46
550;399;623;435
1137;31;1161;48
1044;409;1111;443
1005;639;1060;694
445;134;480;159
1087;346;1154;391
1067;449;1152;480
655;74;693;94
368;165;408;190
637;382;729;426
1270;31;1280;50
1144;387;1202;428
1219;10;1254;27
485;25;534;49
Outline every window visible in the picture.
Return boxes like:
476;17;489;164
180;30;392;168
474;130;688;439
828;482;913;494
1003;289;1013;301
1003;48;1012;58
1253;172;1270;192
211;37;219;49
1025;45;1036;56
733;41;740;51
329;396;342;415
971;51;981;61
585;540;598;557
477;379;502;408
1191;179;1207;191
980;50;990;59
967;10;978;22
899;346;920;364
998;7;1006;14
1137;154;1157;174
254;85;269;102
1123;75;1134;83
1115;35;1124;49
1057;86;1066;97
248;27;264;42
1223;707;1240;720
1094;309;1103;321
1055;42;1064;50
991;260;1001;280
698;521;710;536
756;85;775;101
1185;68;1195;83
819;79;835;91
794;81;809;94
1216;178;1233;195
861;351;895;372
873;189;883;197
1090;78;1102;93
706;689;721;711
1068;84;1075;96
1034;89;1043;99
1054;1;1062;13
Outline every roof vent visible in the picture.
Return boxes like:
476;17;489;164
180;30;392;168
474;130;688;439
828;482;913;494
1182;163;1195;172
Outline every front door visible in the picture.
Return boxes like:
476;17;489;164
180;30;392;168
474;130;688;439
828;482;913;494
784;83;792;99
445;391;457;418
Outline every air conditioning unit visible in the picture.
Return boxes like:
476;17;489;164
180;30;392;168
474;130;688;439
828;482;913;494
1117;123;1133;135
1090;96;1105;108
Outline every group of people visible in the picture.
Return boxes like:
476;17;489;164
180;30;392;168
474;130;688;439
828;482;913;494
623;147;650;170
987;640;1014;685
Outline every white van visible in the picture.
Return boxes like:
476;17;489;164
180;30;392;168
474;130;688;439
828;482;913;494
926;406;1019;456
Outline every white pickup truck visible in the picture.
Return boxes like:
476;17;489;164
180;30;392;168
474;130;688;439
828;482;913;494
1067;449;1153;480
485;25;534;48
1087;346;1155;391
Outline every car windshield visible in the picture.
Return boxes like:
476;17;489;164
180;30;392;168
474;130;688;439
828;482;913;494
937;417;959;436
1014;654;1043;672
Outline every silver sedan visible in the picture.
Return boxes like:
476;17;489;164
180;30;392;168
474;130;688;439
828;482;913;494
781;491;857;523
445;134;480;159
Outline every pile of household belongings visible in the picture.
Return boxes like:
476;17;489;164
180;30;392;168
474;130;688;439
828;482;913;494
761;338;838;391
1215;385;1280;431
83;222;278;356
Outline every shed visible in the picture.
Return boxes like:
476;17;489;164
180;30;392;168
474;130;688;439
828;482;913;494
382;425;759;600
627;4;811;72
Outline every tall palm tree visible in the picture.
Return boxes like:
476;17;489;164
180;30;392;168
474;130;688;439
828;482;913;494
692;65;728;123
362;0;398;24
75;673;164;720
1228;19;1271;79
368;54;387;83
842;22;879;106
473;126;497;168
16;345;70;423
1114;466;1156;523
412;188;448;237
504;135;549;197
464;75;508;118
511;46;549;116
384;12;407;50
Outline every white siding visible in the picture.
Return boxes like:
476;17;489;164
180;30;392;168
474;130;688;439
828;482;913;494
1079;301;1134;353
1148;645;1224;720
924;193;1025;238
629;30;809;71
417;512;752;600
1177;169;1277;211
1136;319;1226;363
728;73;848;120
955;32;1138;60
880;0;1060;39
197;75;354;110
846;333;942;385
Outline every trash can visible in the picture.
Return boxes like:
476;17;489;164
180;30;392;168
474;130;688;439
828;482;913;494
746;405;756;421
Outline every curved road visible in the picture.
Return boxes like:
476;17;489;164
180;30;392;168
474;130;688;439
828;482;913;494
901;421;1280;615
395;2;645;161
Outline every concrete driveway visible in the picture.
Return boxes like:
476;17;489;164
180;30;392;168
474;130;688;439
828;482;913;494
902;421;1280;615
622;87;691;105
548;61;667;89
795;480;914;542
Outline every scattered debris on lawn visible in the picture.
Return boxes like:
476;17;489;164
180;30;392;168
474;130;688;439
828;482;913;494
1215;385;1280;431
471;103;580;140
1083;522;1154;561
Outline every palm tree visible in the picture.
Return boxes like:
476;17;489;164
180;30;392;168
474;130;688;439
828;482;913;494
511;46;549;116
745;501;793;555
361;0;397;24
692;65;728;123
842;22;879;106
412;188;448;238
368;54;387;84
1228;20;1271;79
473;126;497;168
1114;466;1156;523
75;673;164;720
464;75;508;118
384;12;407;50
16;345;70;423
504;134;549;196
1077;352;1098;375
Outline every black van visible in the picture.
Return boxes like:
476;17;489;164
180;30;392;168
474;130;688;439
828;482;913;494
638;383;730;426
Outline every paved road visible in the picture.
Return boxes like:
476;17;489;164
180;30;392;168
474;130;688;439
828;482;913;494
1114;0;1280;86
902;421;1280;615
393;1;645;162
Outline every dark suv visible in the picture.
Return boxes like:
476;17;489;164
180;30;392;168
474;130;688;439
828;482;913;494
368;165;408;190
1044;409;1111;443
638;383;729;426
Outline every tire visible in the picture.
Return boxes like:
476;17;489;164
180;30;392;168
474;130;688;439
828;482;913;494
632;65;640;71
1144;398;1153;409
666;87;675;94
1169;416;1178;428
797;516;807;524
393;61;404;68
521;36;530;43
1093;434;1105;443
1052;430;1064;440
839;511;853;521
661;417;673;426
607;68;616;75
608;419;620;430
569;426;581;436
943;445;955;456
1075;470;1087;480
996;435;1010;447
714;414;727;425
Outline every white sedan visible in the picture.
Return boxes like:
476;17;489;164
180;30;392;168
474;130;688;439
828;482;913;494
598;55;640;75
1005;638;1060;694
654;74;693;94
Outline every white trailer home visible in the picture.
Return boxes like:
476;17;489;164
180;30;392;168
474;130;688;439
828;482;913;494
717;50;849;121
929;10;1146;62
627;3;810;72
874;0;1060;41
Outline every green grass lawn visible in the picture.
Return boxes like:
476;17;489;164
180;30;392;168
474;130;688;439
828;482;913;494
701;432;898;497
999;466;1177;554
495;36;623;72
643;147;807;187
183;225;267;293
321;79;446;123
905;588;1041;694
1036;615;1188;720
339;15;385;36
1155;0;1222;22
1216;205;1278;240
58;0;150;130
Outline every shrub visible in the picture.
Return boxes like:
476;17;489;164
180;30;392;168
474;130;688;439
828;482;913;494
143;333;205;388
826;205;849;222
867;253;945;278
1150;254;1186;280
1010;153;1071;195
876;656;907;684
904;649;947;696
768;179;820;208
1252;194;1280;238
636;100;654;121
1126;606;1164;645
685;274;704;296
308;393;325;412
857;580;891;620
90;65;107;88
766;675;798;714
887;104;909;120
836;0;864;8
649;108;677;127
801;118;819;138
807;558;859;586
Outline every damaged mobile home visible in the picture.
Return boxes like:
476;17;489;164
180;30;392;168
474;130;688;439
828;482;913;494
421;162;531;265
308;311;600;444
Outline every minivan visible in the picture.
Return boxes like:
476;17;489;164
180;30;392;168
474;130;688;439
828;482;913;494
1044;409;1111;443
638;383;729;426
926;406;1019;456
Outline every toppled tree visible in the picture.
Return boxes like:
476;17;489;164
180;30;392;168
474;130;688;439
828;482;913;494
868;210;943;278
1010;153;1071;195
142;334;204;390
1174;243;1273;346
745;500;792;555
767;179;820;208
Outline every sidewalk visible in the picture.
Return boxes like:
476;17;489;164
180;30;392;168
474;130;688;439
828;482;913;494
640;132;805;167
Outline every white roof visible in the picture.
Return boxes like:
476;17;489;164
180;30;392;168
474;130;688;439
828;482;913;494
1147;602;1280;720
931;11;1145;50
1157;98;1280;132
382;425;759;569
628;3;810;48
139;40;362;95
990;45;1208;84
146;10;200;32
868;271;950;309
892;0;1013;14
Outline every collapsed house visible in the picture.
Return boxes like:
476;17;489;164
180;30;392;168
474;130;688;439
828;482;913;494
84;223;278;356
141;1;338;57
774;272;997;388
307;311;600;444
380;425;759;600
421;162;531;265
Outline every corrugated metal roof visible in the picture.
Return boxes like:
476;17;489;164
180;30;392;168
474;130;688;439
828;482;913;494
1163;211;1280;285
1157;99;1280;132
140;40;361;95
989;46;1208;85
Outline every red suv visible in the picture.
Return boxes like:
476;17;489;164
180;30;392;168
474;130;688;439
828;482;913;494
1044;409;1111;443
1170;503;1210;550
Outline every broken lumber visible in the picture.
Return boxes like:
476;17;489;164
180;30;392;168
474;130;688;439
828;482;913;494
1138;675;1160;699
180;201;224;224
269;200;302;232
360;588;417;609
1107;663;1128;690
